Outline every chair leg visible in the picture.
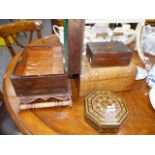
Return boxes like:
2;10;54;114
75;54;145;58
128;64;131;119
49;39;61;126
0;91;3;101
37;30;42;39
4;37;16;57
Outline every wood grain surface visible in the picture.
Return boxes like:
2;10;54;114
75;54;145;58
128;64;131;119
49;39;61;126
3;34;155;135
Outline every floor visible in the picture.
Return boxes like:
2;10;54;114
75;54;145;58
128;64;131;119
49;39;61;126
0;19;52;134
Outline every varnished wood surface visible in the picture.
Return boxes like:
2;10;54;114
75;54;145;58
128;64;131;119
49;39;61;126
3;34;155;135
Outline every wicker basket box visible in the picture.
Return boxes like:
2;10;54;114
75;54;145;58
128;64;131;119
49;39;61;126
80;55;137;96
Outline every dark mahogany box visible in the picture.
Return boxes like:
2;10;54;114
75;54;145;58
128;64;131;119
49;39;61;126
86;41;133;67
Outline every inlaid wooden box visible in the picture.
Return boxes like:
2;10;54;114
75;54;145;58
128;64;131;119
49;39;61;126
86;41;133;67
85;91;128;133
10;46;71;108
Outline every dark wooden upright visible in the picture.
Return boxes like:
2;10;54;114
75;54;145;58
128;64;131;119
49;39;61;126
67;20;84;76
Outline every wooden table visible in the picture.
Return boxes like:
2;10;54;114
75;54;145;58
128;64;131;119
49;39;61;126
3;35;155;135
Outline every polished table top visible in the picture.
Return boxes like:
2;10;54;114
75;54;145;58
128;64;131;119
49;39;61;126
3;34;155;134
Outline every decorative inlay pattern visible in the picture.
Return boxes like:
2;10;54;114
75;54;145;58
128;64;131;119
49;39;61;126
85;91;128;132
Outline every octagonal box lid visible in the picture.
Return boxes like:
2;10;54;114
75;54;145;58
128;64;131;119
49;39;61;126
85;91;128;133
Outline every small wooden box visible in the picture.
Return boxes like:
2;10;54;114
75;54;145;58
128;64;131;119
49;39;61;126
11;46;71;107
85;91;128;133
86;41;133;67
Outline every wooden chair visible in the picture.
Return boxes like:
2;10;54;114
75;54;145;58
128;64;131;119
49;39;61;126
0;20;43;57
0;20;43;134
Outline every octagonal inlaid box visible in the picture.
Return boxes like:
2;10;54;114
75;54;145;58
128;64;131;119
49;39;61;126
85;91;128;133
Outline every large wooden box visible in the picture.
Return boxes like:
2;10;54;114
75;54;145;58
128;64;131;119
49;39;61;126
85;91;128;133
86;41;133;67
10;46;71;108
80;55;137;96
